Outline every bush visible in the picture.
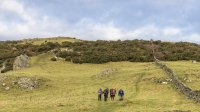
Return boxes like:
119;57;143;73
65;56;71;61
50;57;57;61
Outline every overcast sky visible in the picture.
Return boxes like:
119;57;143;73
0;0;200;42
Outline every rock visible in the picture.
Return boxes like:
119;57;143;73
2;83;6;86
18;77;38;89
0;61;6;73
162;82;168;84
5;87;10;91
187;79;192;83
13;54;29;70
155;77;170;84
61;48;73;52
192;60;197;64
96;68;117;78
0;75;6;82
12;81;17;85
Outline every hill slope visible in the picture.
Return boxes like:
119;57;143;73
20;37;81;45
1;38;200;73
0;53;199;112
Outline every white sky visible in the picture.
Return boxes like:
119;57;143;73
0;0;200;43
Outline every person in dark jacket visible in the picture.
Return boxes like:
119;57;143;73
110;88;116;101
118;89;124;101
98;88;103;101
103;88;109;101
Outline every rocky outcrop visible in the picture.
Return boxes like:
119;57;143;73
0;61;6;73
18;77;38;89
0;75;41;90
13;54;29;70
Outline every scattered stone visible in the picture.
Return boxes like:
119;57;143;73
187;79;192;83
61;48;73;52
0;74;46;91
13;54;29;70
155;77;171;84
5;87;10;91
0;75;7;83
162;82;168;85
192;60;197;64
183;77;192;83
12;81;17;85
96;68;118;79
166;78;172;82
2;83;6;86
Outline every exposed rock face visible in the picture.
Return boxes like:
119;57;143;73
13;54;29;70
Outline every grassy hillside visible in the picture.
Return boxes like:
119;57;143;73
165;61;200;90
2;37;200;73
20;37;81;45
0;53;199;112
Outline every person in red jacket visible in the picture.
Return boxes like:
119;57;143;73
110;88;116;101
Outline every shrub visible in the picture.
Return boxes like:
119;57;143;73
65;56;71;61
50;57;57;61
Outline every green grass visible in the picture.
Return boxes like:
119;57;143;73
0;54;200;112
19;37;81;45
164;61;200;90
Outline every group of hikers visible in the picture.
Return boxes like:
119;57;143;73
98;88;124;101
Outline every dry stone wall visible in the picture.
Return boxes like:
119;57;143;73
155;60;200;102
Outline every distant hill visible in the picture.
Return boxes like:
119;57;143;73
0;37;200;72
19;36;81;45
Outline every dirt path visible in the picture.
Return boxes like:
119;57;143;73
129;73;145;99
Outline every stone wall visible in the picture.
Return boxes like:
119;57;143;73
155;60;200;102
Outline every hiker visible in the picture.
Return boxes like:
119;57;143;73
110;88;116;101
103;88;109;101
118;89;124;101
98;88;103;101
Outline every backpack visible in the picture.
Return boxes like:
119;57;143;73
118;89;124;96
104;89;108;95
